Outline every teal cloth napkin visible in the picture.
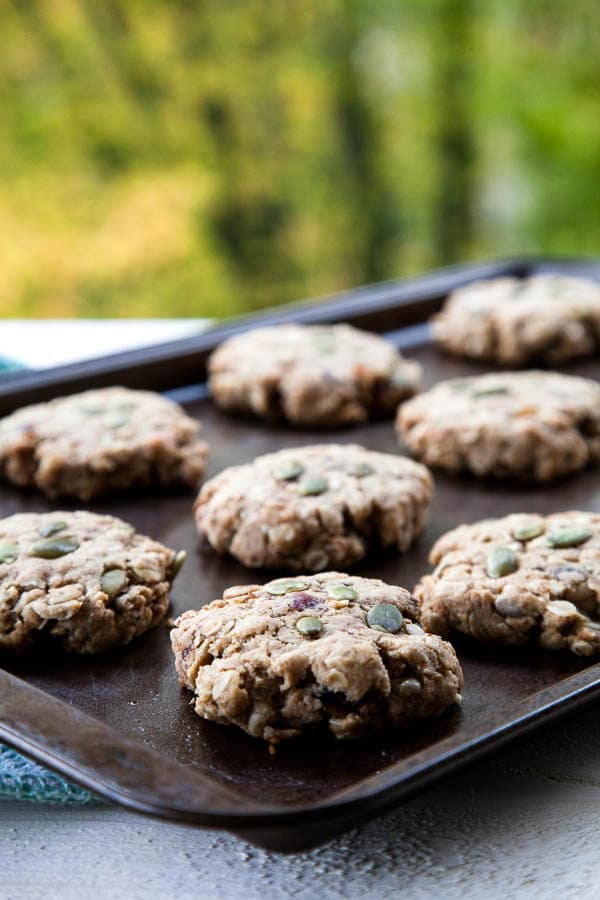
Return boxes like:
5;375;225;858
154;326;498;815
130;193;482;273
0;355;96;804
0;745;95;804
0;355;24;374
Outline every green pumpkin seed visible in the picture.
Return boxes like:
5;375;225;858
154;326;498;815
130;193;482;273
367;603;403;633
30;539;79;559
512;521;544;542
389;370;413;387
0;543;18;564
106;413;130;429
472;386;510;398
169;550;187;580
313;341;335;356
348;462;374;478
399;677;422;695
486;546;518;578
546;527;592;548
274;460;304;482
39;520;67;538
79;404;104;415
100;569;127;597
295;616;323;637
299;475;328;496
327;583;358;602
448;379;472;393
312;331;336;355
265;578;309;595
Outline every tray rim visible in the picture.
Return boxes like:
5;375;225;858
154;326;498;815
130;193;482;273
2;252;600;842
2;657;600;831
1;253;599;415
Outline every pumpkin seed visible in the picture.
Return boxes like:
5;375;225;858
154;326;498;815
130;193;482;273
472;385;510;398
399;677;422;695
274;460;304;482
327;583;358;602
367;603;403;633
299;475;328;496
389;370;413;387
347;462;374;478
100;569;127;597
494;595;528;617
39;520;67;538
169;550;187;581
311;331;336;355
295;616;323;637
30;538;79;559
265;578;309;595
486;546;518;578
106;413;129;429
546;526;592;548
0;543;18;564
313;340;335;356
512;521;544;542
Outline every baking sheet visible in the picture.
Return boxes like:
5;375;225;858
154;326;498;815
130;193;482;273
2;257;600;850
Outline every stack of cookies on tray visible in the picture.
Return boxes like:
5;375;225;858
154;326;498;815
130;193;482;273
2;270;600;749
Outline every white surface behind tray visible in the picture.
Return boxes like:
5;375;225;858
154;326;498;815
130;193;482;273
0;319;210;369
1;703;599;899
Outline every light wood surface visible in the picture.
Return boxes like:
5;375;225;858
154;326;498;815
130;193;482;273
2;700;599;900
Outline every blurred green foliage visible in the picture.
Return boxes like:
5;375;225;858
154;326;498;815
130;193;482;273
0;0;598;318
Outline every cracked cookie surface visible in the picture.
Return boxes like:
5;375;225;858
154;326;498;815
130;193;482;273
171;572;463;742
432;273;600;365
194;444;433;571
397;371;600;482
208;323;421;427
0;387;208;500
416;511;600;657
0;511;180;653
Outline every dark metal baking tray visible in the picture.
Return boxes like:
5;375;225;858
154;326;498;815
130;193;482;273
2;256;600;852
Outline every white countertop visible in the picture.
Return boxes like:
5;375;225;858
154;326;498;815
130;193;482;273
2;702;599;899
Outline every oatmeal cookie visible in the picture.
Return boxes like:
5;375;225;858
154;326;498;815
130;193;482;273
432;273;600;365
397;370;600;482
208;323;421;427
416;511;600;657
171;572;463;742
0;387;208;500
0;511;184;653
194;444;433;571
